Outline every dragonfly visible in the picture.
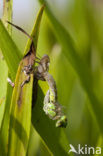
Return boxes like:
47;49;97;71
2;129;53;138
7;21;67;128
35;56;67;127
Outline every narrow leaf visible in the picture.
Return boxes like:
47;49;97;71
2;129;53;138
8;61;33;156
0;83;13;156
0;1;13;155
0;20;22;79
24;5;45;54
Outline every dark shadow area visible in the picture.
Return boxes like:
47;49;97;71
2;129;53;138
9;115;29;151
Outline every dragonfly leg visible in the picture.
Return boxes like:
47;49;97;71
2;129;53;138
21;75;30;88
7;77;15;87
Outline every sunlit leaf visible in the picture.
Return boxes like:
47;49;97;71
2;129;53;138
0;20;22;79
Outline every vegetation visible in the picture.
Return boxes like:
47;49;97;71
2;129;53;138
0;0;103;155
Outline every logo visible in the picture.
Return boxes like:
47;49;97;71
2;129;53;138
68;144;101;155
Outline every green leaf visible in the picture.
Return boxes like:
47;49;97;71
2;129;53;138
8;62;33;156
27;125;40;156
0;83;13;156
7;6;44;156
24;5;45;54
0;20;22;80
0;58;8;127
94;135;103;156
38;0;103;133
0;1;13;155
0;56;10;156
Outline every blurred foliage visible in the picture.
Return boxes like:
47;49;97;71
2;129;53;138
0;0;103;155
38;0;103;154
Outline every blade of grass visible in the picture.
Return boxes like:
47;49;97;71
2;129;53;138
27;125;40;156
24;5;45;55
38;0;103;133
94;135;103;156
7;6;44;156
0;84;13;156
0;20;22;79
8;62;34;156
0;1;13;156
0;59;8;127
